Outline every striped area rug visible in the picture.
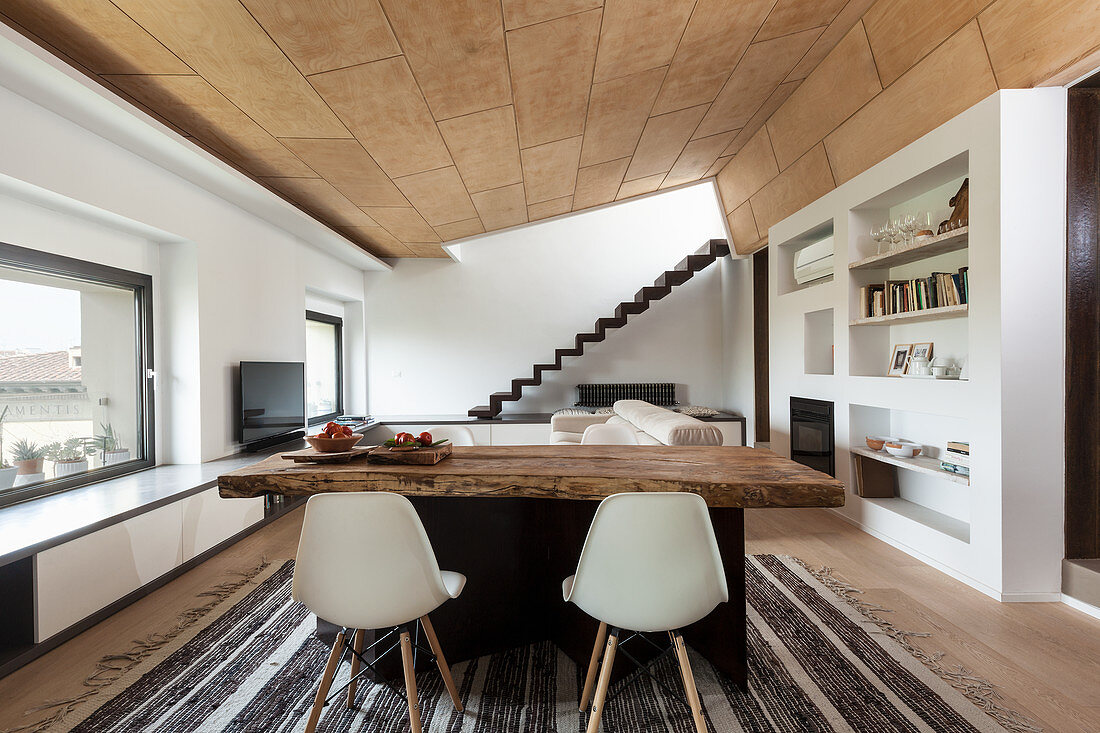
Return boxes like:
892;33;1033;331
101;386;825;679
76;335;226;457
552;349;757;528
49;556;1029;733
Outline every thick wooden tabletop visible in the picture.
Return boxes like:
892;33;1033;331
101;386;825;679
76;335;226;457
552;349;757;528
218;445;844;509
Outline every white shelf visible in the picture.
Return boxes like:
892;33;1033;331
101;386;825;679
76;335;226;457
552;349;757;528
850;227;968;270
851;446;969;485
849;303;967;326
864;497;970;543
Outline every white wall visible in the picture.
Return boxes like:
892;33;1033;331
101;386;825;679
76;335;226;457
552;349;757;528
0;34;372;463
363;184;751;417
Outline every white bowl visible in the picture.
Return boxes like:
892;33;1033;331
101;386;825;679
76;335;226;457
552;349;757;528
883;440;922;458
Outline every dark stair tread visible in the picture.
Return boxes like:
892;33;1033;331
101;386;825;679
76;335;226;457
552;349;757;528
656;270;693;287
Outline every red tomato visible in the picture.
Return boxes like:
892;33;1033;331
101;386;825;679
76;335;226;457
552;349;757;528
395;432;413;445
417;432;433;447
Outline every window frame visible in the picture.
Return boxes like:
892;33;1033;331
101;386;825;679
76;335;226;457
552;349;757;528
304;309;343;426
0;241;156;508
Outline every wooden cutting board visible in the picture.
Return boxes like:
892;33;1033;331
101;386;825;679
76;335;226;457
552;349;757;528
366;441;452;465
280;446;373;464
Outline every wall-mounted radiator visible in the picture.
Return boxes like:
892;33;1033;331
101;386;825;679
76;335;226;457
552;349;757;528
575;383;676;408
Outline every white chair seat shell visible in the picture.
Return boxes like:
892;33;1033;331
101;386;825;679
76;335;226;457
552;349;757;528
581;423;639;445
441;570;466;599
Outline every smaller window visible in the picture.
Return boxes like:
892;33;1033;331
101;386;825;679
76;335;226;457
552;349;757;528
305;311;342;425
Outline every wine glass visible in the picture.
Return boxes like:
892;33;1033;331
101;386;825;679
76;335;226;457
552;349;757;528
902;213;917;245
870;225;885;255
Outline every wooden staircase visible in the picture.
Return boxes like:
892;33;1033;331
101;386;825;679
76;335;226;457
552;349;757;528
469;239;731;418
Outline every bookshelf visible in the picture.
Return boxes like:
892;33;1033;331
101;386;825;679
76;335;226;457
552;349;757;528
850;227;968;270
849;303;968;326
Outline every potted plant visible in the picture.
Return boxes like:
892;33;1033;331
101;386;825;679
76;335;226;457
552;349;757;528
10;438;46;475
46;438;92;478
95;423;130;466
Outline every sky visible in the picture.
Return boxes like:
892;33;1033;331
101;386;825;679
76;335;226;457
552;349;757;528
0;279;81;352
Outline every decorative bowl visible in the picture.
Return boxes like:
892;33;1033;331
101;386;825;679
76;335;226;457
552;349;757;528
305;433;364;453
865;435;899;451
883;440;922;458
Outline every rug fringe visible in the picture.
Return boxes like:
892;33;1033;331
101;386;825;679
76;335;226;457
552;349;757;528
3;559;271;733
783;555;1044;733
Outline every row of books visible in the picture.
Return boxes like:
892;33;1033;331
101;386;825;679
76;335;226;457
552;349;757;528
941;441;969;477
859;267;969;318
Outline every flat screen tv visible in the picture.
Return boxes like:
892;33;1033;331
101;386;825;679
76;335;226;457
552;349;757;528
240;361;305;447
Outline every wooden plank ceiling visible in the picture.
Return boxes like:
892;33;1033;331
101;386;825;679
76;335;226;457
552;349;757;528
0;0;866;259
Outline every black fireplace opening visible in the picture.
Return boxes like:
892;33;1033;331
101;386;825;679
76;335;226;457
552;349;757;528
790;397;835;477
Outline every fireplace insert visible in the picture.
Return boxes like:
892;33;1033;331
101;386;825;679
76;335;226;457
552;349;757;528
790;397;835;477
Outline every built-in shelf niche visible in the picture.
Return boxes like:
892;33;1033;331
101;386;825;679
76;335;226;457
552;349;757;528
804;308;834;375
849;403;970;542
776;220;834;296
847;154;970;378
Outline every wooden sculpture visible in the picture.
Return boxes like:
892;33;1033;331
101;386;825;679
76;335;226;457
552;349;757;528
938;178;969;234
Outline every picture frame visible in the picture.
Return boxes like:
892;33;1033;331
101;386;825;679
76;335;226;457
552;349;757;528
910;342;934;363
888;343;912;377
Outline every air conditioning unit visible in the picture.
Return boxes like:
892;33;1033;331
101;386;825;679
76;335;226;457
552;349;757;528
794;236;834;285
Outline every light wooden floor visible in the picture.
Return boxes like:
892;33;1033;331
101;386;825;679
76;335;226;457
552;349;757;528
1;506;1098;732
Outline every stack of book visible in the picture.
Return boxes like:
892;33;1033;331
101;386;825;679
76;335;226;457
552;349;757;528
859;267;969;318
941;441;969;477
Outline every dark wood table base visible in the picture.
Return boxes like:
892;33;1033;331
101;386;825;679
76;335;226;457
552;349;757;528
332;496;746;689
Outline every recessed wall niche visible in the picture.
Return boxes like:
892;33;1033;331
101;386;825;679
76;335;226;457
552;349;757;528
804;308;834;375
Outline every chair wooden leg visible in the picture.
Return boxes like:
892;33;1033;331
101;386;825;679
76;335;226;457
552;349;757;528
420;615;464;712
400;630;424;733
673;632;707;733
585;629;619;733
305;630;345;733
346;629;364;708
579;622;608;712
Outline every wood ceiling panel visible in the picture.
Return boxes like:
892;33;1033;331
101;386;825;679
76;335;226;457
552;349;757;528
721;81;799;157
520;136;583;203
437;106;523;193
573;158;630;210
507;9;601;148
705;154;733;178
715;126;778;214
105;74;312;177
263;177;379;227
824;21;996;184
863;0;984;87
624;105;707;181
979;0;1100;88
239;0;400;76
471;183;529;230
593;0;695;83
528;196;573;221
406;244;452;257
279;138;407;206
694;28;822;139
662;131;737;188
786;0;877;81
502;0;602;30
379;0;511;120
0;1;191;75
755;0;846;43
310;56;453;178
393;166;478;226
579;66;666;167
362;206;441;242
726;201;760;247
616;173;665;200
749;143;835;231
338;226;413;257
650;0;773;116
434;218;485;241
111;0;347;138
766;22;880;170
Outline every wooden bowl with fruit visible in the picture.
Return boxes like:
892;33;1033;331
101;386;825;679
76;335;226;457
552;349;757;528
384;431;450;452
305;422;364;453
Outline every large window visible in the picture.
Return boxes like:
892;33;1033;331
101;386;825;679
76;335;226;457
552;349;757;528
305;310;342;424
0;242;154;506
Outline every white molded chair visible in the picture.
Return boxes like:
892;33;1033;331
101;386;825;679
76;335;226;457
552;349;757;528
580;423;639;445
564;492;728;733
427;425;478;446
293;493;466;733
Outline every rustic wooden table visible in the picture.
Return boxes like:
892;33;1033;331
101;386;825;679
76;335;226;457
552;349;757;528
219;445;844;686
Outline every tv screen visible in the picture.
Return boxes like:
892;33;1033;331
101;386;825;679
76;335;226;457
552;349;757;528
240;361;305;445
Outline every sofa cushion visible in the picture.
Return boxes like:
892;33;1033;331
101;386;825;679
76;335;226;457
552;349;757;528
612;400;723;446
550;431;583;444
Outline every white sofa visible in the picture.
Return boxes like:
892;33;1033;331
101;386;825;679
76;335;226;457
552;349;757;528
550;400;724;446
